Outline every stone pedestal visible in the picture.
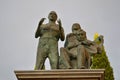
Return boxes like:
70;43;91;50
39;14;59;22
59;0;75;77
14;69;105;80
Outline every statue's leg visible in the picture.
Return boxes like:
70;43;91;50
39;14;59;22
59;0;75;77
35;40;48;70
84;52;91;68
70;59;77;69
77;45;86;69
59;47;71;69
35;49;47;70
69;48;78;69
48;43;59;69
48;49;59;69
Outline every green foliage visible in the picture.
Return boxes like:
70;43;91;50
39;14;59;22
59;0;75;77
91;47;114;80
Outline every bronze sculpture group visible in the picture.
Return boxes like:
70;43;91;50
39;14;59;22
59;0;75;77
34;11;103;70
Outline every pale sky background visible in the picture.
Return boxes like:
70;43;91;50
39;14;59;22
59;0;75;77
0;0;120;80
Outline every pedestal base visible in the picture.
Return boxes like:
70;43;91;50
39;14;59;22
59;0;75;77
14;69;105;80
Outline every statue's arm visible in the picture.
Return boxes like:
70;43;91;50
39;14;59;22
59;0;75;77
60;27;65;41
65;34;78;49
35;18;45;38
81;40;93;46
67;42;78;49
57;19;65;41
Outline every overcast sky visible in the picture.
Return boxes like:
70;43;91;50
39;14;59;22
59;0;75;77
0;0;120;80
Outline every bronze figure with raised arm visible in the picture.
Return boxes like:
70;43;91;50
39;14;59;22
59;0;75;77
35;11;65;70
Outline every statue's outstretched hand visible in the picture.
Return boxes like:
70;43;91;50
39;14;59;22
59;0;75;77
39;18;46;25
35;18;46;38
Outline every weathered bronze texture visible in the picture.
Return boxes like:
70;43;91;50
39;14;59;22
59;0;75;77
59;23;101;69
35;11;65;70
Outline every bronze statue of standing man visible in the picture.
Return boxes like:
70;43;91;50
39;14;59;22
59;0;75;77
35;11;65;70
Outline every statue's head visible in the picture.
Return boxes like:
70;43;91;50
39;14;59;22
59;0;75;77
72;23;81;35
76;30;86;41
48;11;57;22
72;23;87;41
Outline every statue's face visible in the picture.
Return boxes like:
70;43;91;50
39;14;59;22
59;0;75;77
72;23;86;41
48;11;57;21
73;29;80;35
72;24;81;35
76;31;86;41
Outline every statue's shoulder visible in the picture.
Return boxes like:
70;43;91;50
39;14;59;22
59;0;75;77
66;33;76;42
80;29;86;34
66;33;75;38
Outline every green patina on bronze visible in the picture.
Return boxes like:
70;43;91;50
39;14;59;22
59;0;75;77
35;11;65;70
59;23;101;69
